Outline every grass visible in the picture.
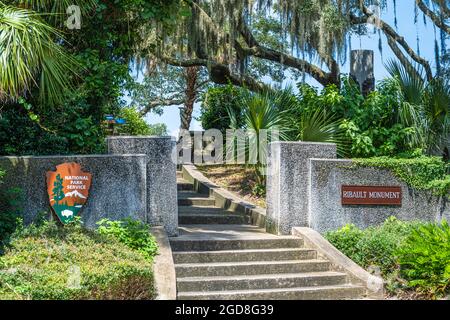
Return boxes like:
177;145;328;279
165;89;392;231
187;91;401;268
196;164;267;208
0;219;156;300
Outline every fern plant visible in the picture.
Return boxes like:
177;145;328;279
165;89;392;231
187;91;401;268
396;220;450;298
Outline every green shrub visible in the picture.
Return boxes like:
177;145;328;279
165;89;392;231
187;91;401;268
325;224;364;262
0;219;155;300
199;84;244;133
396;221;450;297
352;156;450;196
326;217;420;275
294;79;420;158
251;183;266;197
97;218;158;261
0;169;23;254
117;107;168;136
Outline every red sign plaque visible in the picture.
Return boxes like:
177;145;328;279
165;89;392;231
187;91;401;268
341;185;402;206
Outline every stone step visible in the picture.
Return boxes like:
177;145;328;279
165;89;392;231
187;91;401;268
177;284;366;300
176;171;183;179
175;259;330;277
178;191;210;198
176;271;348;292
170;237;303;252
177;182;194;191
178;206;230;214
179;213;248;225
178;197;216;206
173;248;317;264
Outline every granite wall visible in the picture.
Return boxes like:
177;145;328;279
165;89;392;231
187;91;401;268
106;136;178;236
309;159;449;233
266;142;337;235
0;155;147;228
266;142;449;235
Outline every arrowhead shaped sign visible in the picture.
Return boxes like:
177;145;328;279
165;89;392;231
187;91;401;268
46;163;92;224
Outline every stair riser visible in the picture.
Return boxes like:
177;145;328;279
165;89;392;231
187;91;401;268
177;183;194;191
175;261;330;277
177;274;347;292
177;287;365;300
178;198;216;206
170;239;303;252
173;250;316;264
179;215;248;224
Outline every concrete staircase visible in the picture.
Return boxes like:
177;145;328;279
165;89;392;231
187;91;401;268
172;171;366;300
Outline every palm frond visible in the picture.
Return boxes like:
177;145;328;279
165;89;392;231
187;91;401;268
294;107;348;157
385;59;426;106
0;4;79;105
15;0;96;16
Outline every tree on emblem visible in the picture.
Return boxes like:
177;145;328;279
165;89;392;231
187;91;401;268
52;174;65;205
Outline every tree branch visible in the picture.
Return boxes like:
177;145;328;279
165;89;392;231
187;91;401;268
351;7;433;81
242;46;336;86
237;17;337;86
416;0;450;35
385;36;423;80
140;97;185;116
161;55;268;92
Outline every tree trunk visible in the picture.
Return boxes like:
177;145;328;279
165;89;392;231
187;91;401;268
180;66;199;130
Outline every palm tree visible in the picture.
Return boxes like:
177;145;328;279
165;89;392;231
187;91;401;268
0;2;79;105
385;59;450;157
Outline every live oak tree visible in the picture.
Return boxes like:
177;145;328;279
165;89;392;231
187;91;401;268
131;63;210;130
151;0;450;91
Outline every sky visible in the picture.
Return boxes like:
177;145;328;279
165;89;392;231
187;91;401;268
136;1;445;136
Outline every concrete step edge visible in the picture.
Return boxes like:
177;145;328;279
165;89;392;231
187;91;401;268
176;271;347;282
170;236;302;242
175;259;329;268
177;284;365;297
172;248;314;255
178;213;245;217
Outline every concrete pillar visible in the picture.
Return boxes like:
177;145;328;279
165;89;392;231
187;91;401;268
107;136;178;236
266;142;337;235
350;50;375;96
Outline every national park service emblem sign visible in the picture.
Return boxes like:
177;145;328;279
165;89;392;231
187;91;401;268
46;163;92;224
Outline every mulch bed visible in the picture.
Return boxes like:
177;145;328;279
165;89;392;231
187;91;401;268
196;165;267;208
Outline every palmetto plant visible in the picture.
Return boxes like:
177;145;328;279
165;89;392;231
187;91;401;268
385;60;450;157
227;88;293;184
0;1;80;105
290;107;347;156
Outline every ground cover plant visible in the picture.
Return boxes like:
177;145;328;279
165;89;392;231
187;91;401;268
0;218;158;300
325;217;450;299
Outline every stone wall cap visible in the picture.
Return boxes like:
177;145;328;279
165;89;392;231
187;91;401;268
269;141;337;146
106;135;175;140
0;154;148;160
309;158;353;163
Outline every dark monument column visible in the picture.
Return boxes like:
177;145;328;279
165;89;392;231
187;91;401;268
350;50;375;96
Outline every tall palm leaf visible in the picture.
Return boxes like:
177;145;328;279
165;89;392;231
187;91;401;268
0;3;78;105
423;78;450;154
385;59;428;150
227;88;292;183
292;107;347;156
386;59;450;156
14;0;95;17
